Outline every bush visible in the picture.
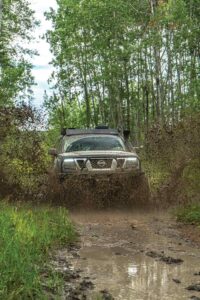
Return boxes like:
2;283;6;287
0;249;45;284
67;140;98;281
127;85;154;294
0;105;50;199
176;205;200;225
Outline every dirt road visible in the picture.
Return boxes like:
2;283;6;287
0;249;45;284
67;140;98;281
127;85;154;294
55;209;200;300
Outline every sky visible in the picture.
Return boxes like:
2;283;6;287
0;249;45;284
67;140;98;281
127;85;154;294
29;0;57;107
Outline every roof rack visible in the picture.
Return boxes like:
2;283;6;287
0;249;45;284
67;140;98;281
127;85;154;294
65;128;119;136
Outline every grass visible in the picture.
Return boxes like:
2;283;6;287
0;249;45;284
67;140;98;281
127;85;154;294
0;201;77;299
176;204;200;225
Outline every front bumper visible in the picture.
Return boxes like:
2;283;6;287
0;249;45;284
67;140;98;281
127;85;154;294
58;169;143;182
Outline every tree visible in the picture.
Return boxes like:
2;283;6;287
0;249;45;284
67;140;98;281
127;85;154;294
0;0;38;106
45;0;200;142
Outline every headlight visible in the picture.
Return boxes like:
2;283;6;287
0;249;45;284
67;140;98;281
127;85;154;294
62;158;77;170
124;157;140;169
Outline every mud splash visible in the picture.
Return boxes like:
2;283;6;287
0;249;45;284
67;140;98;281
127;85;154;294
48;174;149;209
68;210;200;300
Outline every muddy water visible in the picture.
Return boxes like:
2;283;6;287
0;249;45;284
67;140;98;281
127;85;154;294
70;210;200;300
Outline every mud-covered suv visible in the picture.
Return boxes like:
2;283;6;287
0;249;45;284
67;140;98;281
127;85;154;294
48;127;149;206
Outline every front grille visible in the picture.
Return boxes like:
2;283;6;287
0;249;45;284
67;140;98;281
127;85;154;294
77;159;86;169
89;159;113;169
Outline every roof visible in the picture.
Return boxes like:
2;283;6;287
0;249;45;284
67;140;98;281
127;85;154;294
65;128;119;136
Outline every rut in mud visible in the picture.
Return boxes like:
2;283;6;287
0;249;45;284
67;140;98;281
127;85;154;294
54;209;200;300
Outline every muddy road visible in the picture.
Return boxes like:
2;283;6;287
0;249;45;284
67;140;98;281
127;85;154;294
55;209;200;300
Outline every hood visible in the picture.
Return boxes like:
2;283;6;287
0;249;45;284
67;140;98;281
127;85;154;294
58;150;138;159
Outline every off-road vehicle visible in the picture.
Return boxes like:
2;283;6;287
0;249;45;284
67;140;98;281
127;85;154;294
48;126;149;207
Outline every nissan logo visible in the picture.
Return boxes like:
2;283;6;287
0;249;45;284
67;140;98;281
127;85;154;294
97;160;106;168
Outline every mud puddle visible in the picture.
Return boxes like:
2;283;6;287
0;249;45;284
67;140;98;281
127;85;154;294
62;210;200;300
75;245;200;300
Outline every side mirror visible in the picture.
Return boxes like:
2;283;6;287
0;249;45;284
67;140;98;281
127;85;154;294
61;128;67;136
123;129;130;140
48;148;58;156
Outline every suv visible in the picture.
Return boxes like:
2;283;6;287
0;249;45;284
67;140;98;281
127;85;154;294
48;127;149;206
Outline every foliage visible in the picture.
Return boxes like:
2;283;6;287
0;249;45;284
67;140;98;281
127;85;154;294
0;201;76;299
0;105;50;198
176;205;200;225
0;0;38;105
0;1;43;199
45;0;199;142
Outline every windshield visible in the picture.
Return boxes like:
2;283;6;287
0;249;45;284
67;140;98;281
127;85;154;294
64;135;125;152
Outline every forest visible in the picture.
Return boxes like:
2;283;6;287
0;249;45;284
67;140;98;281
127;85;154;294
0;0;199;299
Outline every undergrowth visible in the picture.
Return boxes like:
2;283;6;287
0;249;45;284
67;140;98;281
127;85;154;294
0;202;76;299
176;205;200;225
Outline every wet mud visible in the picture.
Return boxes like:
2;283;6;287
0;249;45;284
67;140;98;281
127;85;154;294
54;210;200;300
